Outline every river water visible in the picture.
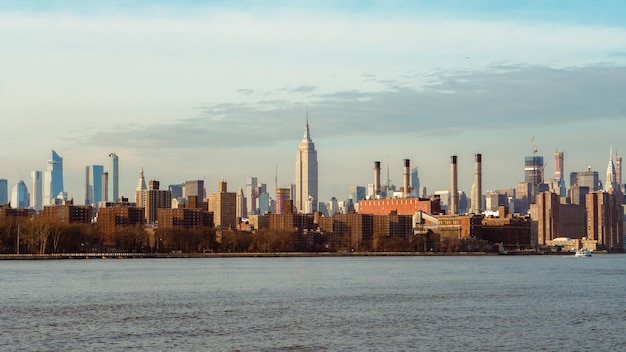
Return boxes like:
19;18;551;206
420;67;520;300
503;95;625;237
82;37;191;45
1;255;624;351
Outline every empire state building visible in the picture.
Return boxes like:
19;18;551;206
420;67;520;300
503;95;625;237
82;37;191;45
295;115;318;213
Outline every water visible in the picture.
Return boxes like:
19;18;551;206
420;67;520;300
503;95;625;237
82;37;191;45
1;255;624;351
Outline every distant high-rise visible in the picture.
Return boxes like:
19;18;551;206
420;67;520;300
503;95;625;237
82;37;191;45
524;155;544;185
246;177;258;216
236;187;247;220
295;113;318;213
108;153;119;202
275;188;290;214
184;180;205;202
30;171;43;211
208;179;237;228
605;149;617;193
410;167;420;198
11;180;29;209
169;184;184;199
0;179;8;205
570;168;600;191
616;152;622;187
554;150;567;197
84;166;91;206
43;150;63;205
135;167;148;204
102;172;109;202
91;165;104;206
138;180;171;224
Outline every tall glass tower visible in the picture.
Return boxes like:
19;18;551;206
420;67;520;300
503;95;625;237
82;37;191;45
30;170;43;211
91;165;104;205
108;153;119;202
43;150;63;205
0;179;8;205
295;114;318;213
11;180;29;209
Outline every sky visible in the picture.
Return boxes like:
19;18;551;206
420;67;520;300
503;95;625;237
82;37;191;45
1;0;626;204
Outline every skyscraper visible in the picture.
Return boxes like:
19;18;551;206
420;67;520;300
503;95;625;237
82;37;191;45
108;153;119;202
554;149;566;197
246;177;258;216
275;188;290;214
295;114;318;213
0;179;8;205
410;167;420;198
11;180;29;209
135;167;147;204
236;187;247;220
43;150;63;205
605;148;617;193
208;179;237;228
91;165;104;206
85;166;91;206
30;170;43;211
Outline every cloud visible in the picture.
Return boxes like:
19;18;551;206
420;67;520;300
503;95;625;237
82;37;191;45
237;89;255;95
72;64;626;153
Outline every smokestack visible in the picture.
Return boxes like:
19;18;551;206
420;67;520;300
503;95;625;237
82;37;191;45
374;161;381;198
403;159;410;197
450;155;458;215
471;154;482;214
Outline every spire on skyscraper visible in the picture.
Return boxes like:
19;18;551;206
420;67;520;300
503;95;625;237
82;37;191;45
295;108;318;213
302;106;312;142
605;146;616;192
136;167;147;191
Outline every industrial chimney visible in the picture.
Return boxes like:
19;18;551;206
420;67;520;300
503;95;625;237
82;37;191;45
374;161;381;198
471;153;482;214
450;155;458;215
403;159;410;197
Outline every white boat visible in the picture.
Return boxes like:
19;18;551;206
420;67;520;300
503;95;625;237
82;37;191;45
574;248;592;257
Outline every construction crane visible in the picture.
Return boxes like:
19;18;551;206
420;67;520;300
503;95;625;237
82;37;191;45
531;136;537;155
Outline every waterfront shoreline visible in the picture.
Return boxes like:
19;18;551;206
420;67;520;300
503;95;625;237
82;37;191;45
1;251;619;260
0;251;499;260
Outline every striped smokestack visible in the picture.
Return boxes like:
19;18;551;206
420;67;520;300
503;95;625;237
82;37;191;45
374;161;381;198
450;155;458;215
403;159;410;197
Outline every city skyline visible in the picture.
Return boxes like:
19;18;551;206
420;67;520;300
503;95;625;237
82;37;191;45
2;1;626;202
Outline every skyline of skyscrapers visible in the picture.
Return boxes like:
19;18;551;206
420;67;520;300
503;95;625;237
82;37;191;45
0;128;624;223
295;114;318;213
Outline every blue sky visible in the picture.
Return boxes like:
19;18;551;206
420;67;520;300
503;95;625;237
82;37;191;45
1;1;625;203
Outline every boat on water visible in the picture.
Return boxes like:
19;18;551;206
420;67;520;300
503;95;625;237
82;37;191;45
574;248;592;257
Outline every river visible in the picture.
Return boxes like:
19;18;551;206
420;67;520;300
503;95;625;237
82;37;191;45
1;255;624;351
